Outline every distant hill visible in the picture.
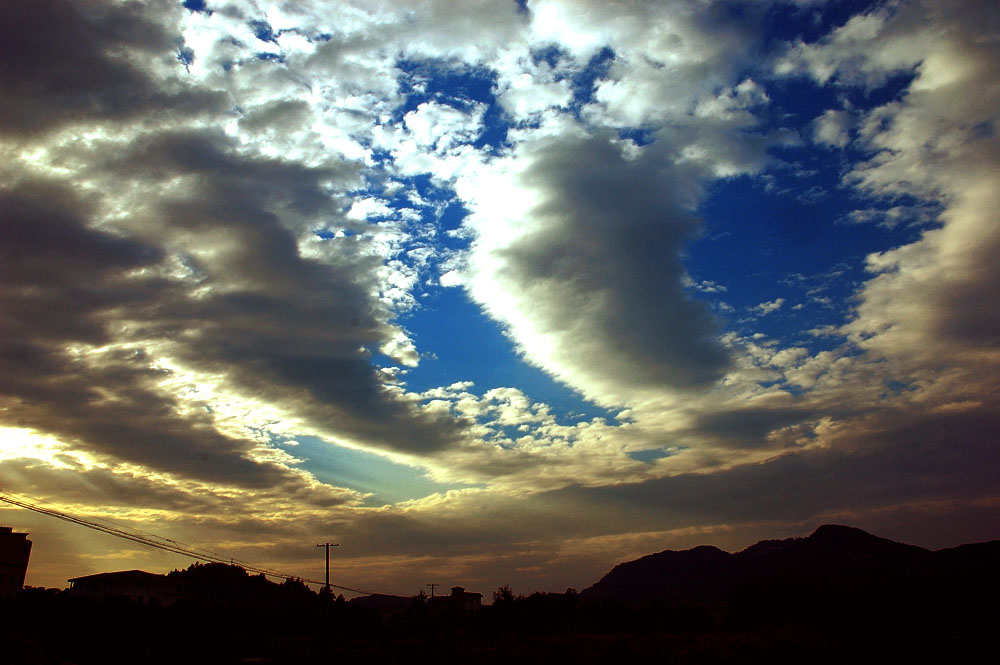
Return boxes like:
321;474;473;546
349;593;414;614
581;524;1000;613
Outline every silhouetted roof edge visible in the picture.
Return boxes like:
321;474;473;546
68;569;165;582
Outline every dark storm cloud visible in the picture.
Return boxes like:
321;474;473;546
0;178;295;487
0;0;473;491
0;180;163;346
0;0;225;138
98;128;471;453
692;404;820;449
0;457;217;514
2;133;468;490
495;134;732;394
562;405;1000;531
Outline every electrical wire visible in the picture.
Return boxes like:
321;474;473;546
0;487;383;596
2;488;231;564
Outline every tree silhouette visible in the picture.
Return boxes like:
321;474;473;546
492;584;515;606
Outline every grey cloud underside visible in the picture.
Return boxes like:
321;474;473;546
0;0;223;137
691;404;821;449
0;181;163;346
1;456;352;516
104;130;470;452
939;269;1000;347
237;100;313;135
0;181;288;487
496;136;732;391
1;136;467;479
573;406;1000;528
932;170;1000;348
0;458;221;515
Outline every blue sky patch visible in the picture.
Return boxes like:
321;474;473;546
281;436;470;506
401;288;614;423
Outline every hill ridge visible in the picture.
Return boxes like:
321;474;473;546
581;524;994;606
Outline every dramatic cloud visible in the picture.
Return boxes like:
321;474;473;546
835;2;1000;363
1;0;997;595
0;0;224;137
460;134;732;405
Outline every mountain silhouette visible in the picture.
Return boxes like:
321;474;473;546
581;524;999;612
581;543;736;606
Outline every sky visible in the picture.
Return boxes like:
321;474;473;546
1;0;998;595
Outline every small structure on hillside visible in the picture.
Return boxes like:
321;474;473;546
68;570;188;606
0;526;32;598
429;585;482;613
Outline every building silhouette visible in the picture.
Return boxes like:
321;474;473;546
429;585;483;613
0;526;32;598
68;570;189;606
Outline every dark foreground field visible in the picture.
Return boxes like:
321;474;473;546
6;526;996;664
2;584;993;665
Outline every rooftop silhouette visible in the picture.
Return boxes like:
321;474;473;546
0;526;31;600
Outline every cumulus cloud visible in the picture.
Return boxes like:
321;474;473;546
750;298;785;316
812;109;856;148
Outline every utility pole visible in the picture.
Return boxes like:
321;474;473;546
315;542;339;593
426;582;439;598
316;542;339;665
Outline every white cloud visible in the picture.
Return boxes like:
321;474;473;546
402;102;486;152
812;109;855;148
773;5;921;88
498;71;573;118
346;197;393;220
438;269;464;287
751;298;785;316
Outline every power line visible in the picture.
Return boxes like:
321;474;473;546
0;488;384;596
3;489;227;562
0;487;371;593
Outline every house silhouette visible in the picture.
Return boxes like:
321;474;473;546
429;585;482;613
68;570;188;606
